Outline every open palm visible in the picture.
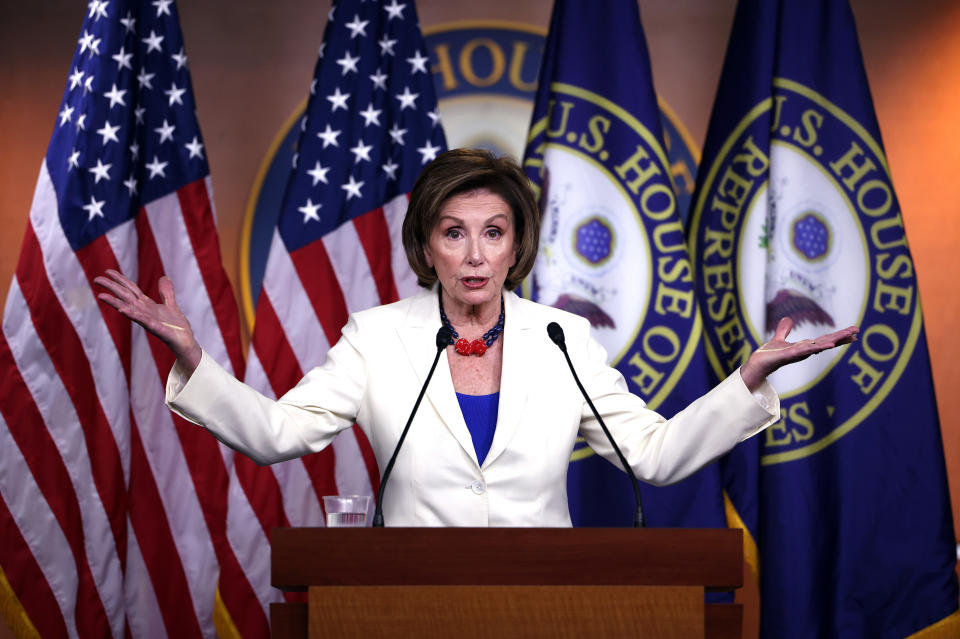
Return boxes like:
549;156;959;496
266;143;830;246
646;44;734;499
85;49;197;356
94;269;201;370
740;317;859;390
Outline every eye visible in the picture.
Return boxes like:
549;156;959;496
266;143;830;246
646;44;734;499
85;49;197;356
486;227;503;239
444;227;462;240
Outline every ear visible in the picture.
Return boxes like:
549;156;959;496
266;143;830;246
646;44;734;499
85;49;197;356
510;243;518;268
423;245;434;269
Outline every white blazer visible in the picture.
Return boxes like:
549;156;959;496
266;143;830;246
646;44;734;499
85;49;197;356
167;287;779;527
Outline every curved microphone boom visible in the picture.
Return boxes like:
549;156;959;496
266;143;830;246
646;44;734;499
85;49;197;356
372;326;452;527
547;322;645;528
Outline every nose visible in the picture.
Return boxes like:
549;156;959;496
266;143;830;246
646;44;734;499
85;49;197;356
465;237;483;266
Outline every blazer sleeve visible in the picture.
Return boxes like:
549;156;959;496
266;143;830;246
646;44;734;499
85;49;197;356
574;332;779;486
165;316;367;465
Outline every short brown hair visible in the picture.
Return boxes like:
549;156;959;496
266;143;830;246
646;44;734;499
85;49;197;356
402;148;540;290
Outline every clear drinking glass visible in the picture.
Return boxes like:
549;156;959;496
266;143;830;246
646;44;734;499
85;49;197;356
322;495;371;527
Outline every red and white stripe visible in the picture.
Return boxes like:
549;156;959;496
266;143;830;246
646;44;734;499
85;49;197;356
0;163;251;638
223;193;414;629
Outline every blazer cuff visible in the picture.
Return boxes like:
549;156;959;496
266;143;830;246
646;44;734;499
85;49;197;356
735;366;780;441
165;349;224;425
750;380;778;416
166;358;191;400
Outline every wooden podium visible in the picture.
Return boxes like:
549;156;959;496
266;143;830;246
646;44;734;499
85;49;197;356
270;527;743;638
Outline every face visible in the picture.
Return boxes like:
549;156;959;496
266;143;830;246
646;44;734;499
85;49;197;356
424;188;517;314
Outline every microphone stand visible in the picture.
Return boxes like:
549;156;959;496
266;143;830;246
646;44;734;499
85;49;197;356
547;322;645;528
372;326;452;527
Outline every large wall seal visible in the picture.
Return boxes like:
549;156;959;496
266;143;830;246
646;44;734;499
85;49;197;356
240;22;701;333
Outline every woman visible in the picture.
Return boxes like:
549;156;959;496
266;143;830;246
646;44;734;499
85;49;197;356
95;149;858;526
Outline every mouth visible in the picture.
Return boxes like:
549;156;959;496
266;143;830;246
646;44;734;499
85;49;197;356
460;276;489;290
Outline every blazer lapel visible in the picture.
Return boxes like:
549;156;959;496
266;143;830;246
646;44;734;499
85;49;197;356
395;287;477;464
483;290;532;469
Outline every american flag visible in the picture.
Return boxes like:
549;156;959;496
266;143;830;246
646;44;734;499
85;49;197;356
0;1;252;637
232;0;446;633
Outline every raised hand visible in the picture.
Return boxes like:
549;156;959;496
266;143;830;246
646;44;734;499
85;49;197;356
94;269;202;372
739;317;859;391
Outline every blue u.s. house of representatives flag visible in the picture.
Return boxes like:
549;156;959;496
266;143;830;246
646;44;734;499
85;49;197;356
522;0;725;532
688;0;959;636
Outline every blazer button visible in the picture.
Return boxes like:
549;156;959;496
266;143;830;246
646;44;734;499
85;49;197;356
470;480;486;495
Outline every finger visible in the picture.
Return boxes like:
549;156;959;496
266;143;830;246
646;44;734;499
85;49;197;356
158;276;179;309
96;292;125;311
774;316;794;342
827;327;858;346
94;275;141;304
96;293;149;326
99;270;140;300
812;325;860;347
832;333;858;347
805;334;857;355
104;269;148;301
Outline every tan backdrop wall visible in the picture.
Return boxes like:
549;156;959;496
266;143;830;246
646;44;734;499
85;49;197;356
1;1;958;637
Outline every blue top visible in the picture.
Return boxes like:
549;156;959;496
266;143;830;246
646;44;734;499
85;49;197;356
455;392;500;466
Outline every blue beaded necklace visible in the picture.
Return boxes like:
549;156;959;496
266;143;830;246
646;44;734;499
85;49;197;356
438;294;505;356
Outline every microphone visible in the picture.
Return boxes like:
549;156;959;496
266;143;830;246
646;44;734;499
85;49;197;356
546;322;645;528
372;326;452;527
